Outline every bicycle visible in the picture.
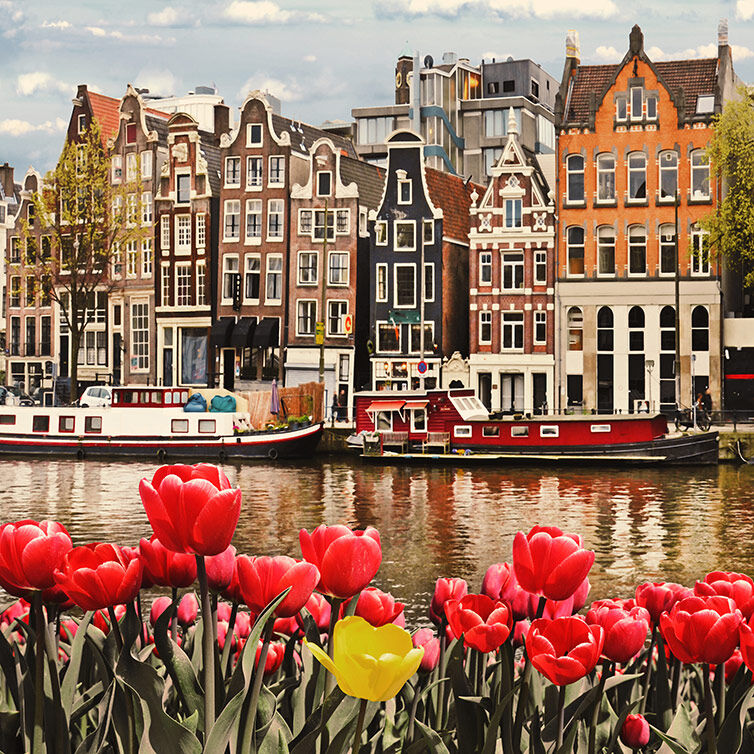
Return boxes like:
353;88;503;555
674;405;711;432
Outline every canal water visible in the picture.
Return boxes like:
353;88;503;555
2;457;753;625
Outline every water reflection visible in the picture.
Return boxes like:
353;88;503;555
2;457;753;624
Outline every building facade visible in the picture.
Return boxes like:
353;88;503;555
555;25;737;413
468;110;556;413
0;163;21;378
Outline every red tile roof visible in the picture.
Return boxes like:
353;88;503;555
425;168;484;244
86;90;169;145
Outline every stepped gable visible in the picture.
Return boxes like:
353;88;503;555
425;168;483;244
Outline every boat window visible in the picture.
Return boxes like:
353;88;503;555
85;416;102;434
0;415;16;426
59;416;75;433
32;416;49;432
376;412;392;431
511;426;529;437
180;391;189;403
172;419;189;433
591;424;611;433
482;425;500;437
411;410;426;432
198;419;216;434
540;425;559;437
152;392;162;404
454;425;472;438
165;392;173;404
142;392;150;403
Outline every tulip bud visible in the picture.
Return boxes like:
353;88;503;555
177;593;198;627
150;596;173;627
620;714;650;748
430;577;468;625
412;628;440;672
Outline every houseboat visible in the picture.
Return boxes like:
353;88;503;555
353;389;718;465
0;387;322;461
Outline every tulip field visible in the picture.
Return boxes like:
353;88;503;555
1;464;754;752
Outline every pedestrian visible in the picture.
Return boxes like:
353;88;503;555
701;387;712;413
337;389;348;421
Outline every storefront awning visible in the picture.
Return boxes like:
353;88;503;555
366;400;406;415
252;318;279;348
210;317;235;348
231;317;256;348
403;400;429;410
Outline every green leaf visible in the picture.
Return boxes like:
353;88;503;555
414;718;452;753
648;724;693;754
481;684;516;754
717;683;754;753
61;612;94;723
447;638;484;754
665;701;702;752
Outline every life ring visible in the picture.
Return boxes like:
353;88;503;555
218;449;228;462
157;448;167;462
76;447;84;460
267;447;278;460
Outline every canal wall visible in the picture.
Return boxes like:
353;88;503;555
319;427;354;454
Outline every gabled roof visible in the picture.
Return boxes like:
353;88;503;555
272;113;357;159
425;168;483;243
339;156;385;209
87;91;122;145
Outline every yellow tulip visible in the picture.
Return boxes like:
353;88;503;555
304;616;424;702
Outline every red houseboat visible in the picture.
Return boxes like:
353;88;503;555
353;389;718;465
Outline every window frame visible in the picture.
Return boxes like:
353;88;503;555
316;171;332;197
224;156;241;188
534;310;547;345
627;152;647;202
296;299;317;337
566;154;585;203
244;254;262;302
628;225;647;276
393;263;416;309
376;264;388;302
479;310;492;345
394;220;416;251
566;226;585;277
297;250;319;286
246;155;263;190
596;153;616;203
265;254;283;303
501;311;524;351
246;123;263;147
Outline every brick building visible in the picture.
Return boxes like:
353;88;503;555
0;163;22;378
468;110;556;412
555;25;738;413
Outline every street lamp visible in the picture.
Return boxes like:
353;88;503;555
645;359;654;413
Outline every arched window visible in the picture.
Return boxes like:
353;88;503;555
690;227;710;275
692;305;709;351
628;306;644;351
597;226;615;276
660;306;675;346
597;306;613;351
659;224;676;275
596;153;615;202
567;226;584;276
659;306;677;407
627;152;647;200
690;150;710;200
566;155;585;202
659;150;678;200
628;225;647;275
567;306;583;351
628;306;644;328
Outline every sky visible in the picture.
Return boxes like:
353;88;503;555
1;0;753;177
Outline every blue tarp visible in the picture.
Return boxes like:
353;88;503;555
184;393;207;413
210;395;236;413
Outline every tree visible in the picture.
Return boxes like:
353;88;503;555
17;121;145;402
700;86;754;288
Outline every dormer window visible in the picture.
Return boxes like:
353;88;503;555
176;174;191;204
247;123;263;146
77;114;87;134
317;171;332;197
630;87;643;120
398;178;412;204
126;123;137;144
697;95;715;114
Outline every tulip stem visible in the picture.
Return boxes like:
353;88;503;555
716;664;726;729
556;684;567;749
407;678;422;743
351;698;368;754
197;555;215;745
513;601;543;749
107;606;123;653
436;617;448;731
171;587;178;644
31;592;45;754
221;601;239;680
242;618;274;754
702;663;717;754
325;597;343;698
588;661;612;754
640;625;657;715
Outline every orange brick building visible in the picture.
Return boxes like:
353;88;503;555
554;25;738;413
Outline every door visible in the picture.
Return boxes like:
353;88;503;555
500;373;524;413
533;373;547;414
223;349;235;391
59;334;69;378
113;333;122;385
478;372;492;410
163;348;173;387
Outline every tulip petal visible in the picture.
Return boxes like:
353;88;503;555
191;488;242;555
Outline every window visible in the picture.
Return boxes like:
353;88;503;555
224;200;241;241
398;178;412;204
616;98;627;121
126;123;137;145
454;426;472;438
488;81;499;94
628;306;644;351
377;322;400;352
646;96;658;120
692;306;709;351
597;226;615;276
410;323;433;353
567;227;584;276
691;229;710;275
245;256;261;300
298;251;318;285
540;425;559;438
501;312;524;350
245;200;262;240
196;262;206;305
568;307;583;351
531;79;540;99
395;221;416;250
484;108;521;137
9;237;20;264
141;150;152;179
317;172;332;196
10;276;20;307
141;192;152;225
297;300;316;336
126;193;138;225
480;252;492;285
628;226;646;275
161;264;170;306
222;256;239;302
77;114;86;134
225;156;241;186
596;153;615;201
299;209;313;236
10;317;19;355
484;148;503;177
424;263;434;302
534;311;546;344
126;241;138;277
25;276;35;306
328;252;348;285
196;213;206;249
566;155;584;202
131;301;149;370
25;316;35;355
176;264;191;306
358;116;393;145
659;151;678;200
33;416;49;432
479;311;492;344
511;426;529;437
176;174;191;204
502;253;524;290
328;300;348;336
269;156;285;185
591;424;611;433
40;316;51;355
628;152;647;200
423;219;434;245
534;250;547;284
267;199;284;238
336;209;349;234
394;265;416;308
112;155;122;183
691;150;710;200
126;153;137;182
659;225;676;275
697;95;715;114
376;264;388;302
247;123;262;146
198;419;216;434
160;215;170;250
172;419;189;433
631;87;643;120
314;210;335;241
375;221;387;245
504;199;522;229
59;416;75;433
266;256;283;301
176;215;191;250
597;306;614;351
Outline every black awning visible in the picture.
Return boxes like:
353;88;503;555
210;317;235;347
230;317;256;348
252;317;280;348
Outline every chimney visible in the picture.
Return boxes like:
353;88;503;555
213;103;231;141
0;163;14;199
718;18;729;56
566;30;580;65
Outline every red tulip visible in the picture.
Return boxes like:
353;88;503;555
299;524;382;599
481;563;512;601
217;601;232;622
413;628;440;672
724;648;744;684
93;604;127;634
635;582;692;625
139;463;241;556
150;596;173;627
695;571;754;619
345;587;404;627
235;610;252;638
512;525;595;601
512;619;530;647
430;577;468;625
526;616;604;686
139;536;196;588
445;594;512;653
222;557;244;604
620;714;650;748
177;593;198;626
255;640;285;675
660;595;742;665
585;602;650;664
217;620;238;650
236;555;319;618
301;592;331;631
0;519;72;596
274;616;301;637
0;598;29;630
206;546;237;592
54;543;142;612
738;617;754;673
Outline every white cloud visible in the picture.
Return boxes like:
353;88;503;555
645;43;754;62
238;75;304;102
16;71;71;96
41;20;72;30
737;0;754;20
375;0;617;18
0;0;23;22
0;117;66;137
481;51;510;62
83;25;168;44
303;54;317;63
134;68;178;97
223;1;324;24
593;45;622;62
148;7;179;26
